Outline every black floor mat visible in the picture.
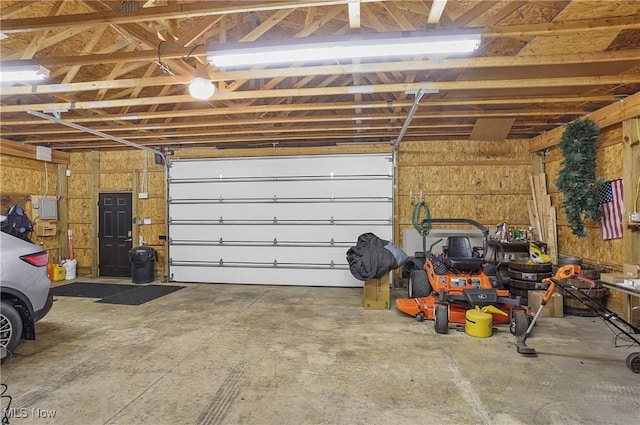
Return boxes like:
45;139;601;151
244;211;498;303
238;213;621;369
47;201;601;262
51;282;185;305
51;282;137;298
97;285;184;306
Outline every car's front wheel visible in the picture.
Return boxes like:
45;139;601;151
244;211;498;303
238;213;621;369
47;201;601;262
0;300;23;355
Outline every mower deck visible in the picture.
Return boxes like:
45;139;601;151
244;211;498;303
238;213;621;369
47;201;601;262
396;295;516;325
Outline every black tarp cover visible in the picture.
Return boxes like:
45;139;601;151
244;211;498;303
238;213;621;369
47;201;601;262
346;233;408;281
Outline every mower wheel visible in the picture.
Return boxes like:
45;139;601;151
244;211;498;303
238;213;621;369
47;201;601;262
434;305;448;334
510;311;529;337
408;270;431;298
626;352;640;373
415;312;425;322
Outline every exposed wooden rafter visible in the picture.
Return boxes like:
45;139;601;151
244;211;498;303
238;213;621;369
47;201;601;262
0;0;638;150
427;0;447;24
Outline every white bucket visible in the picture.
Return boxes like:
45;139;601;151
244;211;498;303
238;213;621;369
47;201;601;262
62;259;77;280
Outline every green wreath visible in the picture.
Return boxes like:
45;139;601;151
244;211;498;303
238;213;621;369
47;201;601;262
554;119;603;237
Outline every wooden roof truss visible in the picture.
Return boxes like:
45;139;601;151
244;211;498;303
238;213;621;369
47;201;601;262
0;0;639;150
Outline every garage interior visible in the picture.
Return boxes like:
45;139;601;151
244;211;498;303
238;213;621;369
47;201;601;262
1;1;639;424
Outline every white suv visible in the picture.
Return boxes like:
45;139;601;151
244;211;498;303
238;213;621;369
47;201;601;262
0;215;53;359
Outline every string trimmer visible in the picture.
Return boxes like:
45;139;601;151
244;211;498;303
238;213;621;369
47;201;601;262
516;264;579;356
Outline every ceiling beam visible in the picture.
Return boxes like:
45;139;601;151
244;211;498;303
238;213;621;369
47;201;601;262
24;121;549;147
3;50;638;97
0;137;70;164
0;96;613;126
1;108;578;137
2;75;638;113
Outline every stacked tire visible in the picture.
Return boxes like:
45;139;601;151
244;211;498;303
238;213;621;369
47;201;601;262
507;259;552;306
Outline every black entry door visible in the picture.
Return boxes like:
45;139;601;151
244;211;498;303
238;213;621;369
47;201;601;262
99;192;133;277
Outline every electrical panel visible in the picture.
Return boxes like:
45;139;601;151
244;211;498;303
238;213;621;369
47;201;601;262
39;197;58;220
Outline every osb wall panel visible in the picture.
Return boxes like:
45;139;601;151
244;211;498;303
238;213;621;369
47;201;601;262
137;196;167;276
397;139;532;250
67;172;91;197
100;172;133;191
0;154;61;260
99;151;145;170
0;155;59;194
68;198;91;223
70;223;92;251
72;249;93;274
396;193;530;225
555;226;623;269
138;223;166;244
146;170;166;196
137;197;165;222
596;143;624;179
69;152;91;171
544;125;623;269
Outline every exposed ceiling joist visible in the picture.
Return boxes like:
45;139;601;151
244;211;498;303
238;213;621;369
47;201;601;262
427;0;447;24
348;1;361;29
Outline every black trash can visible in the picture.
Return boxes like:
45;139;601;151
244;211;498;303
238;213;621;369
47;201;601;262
128;246;157;284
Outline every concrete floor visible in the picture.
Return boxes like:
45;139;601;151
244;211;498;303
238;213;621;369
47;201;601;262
1;279;639;425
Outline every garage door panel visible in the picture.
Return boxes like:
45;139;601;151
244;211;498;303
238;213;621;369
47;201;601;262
169;178;391;200
169;202;391;221
170;245;350;264
168;154;393;286
169;155;391;179
169;266;359;287
169;224;391;243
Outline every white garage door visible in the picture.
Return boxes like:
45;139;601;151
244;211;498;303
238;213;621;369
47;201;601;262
168;153;394;287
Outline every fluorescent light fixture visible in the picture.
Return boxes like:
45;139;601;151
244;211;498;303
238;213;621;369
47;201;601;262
189;77;215;100
208;33;481;68
0;63;50;82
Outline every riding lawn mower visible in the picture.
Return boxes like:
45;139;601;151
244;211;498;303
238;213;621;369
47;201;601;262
396;218;531;336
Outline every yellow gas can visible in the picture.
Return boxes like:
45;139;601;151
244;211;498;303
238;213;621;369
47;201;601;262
52;264;66;282
465;305;508;338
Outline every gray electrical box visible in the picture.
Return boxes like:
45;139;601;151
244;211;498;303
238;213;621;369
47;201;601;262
39;197;58;220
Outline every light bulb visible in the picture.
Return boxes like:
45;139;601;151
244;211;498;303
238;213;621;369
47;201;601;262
189;77;215;100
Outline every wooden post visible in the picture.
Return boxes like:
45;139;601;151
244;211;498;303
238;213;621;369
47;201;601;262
132;168;139;248
90;151;100;277
57;164;69;260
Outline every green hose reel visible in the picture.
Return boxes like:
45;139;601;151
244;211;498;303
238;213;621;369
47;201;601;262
412;200;431;236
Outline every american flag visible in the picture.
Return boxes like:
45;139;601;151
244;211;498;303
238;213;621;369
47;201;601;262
599;178;623;240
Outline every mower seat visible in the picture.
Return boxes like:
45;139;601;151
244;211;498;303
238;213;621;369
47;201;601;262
443;236;483;273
